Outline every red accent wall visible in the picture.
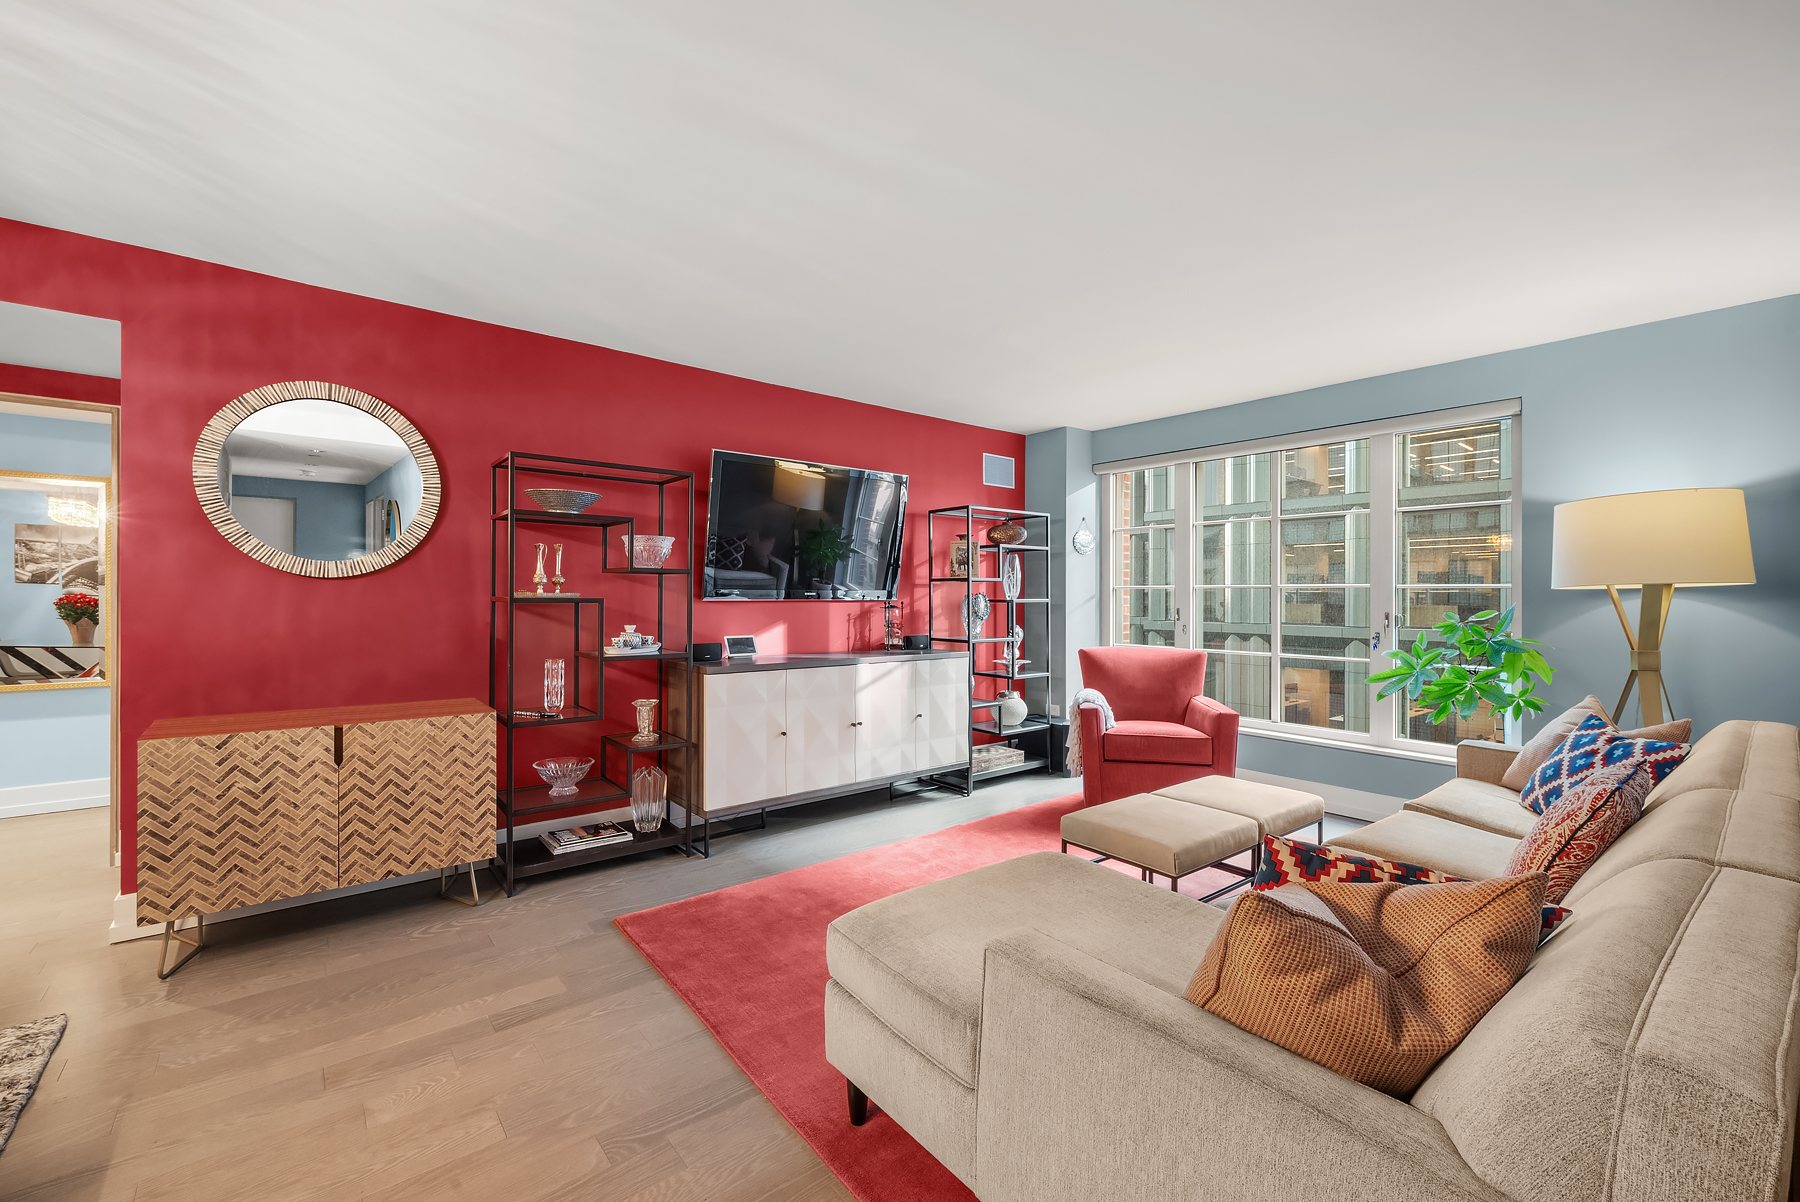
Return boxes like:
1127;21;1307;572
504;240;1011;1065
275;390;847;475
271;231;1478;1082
0;218;1024;893
0;363;121;405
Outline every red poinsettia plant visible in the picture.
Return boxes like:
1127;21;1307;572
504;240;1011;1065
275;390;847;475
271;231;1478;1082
53;592;101;624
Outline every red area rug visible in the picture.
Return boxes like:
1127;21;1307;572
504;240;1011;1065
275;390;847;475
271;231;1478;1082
615;793;1245;1202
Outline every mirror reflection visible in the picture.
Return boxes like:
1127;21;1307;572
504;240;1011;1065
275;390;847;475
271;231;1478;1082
1;471;108;685
220;399;425;562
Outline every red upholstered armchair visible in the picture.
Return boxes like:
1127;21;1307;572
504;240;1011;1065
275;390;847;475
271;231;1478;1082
1076;645;1239;806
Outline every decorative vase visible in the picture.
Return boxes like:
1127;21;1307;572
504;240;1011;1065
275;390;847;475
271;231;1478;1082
543;659;566;712
632;698;659;744
998;690;1029;728
1000;553;1022;601
630;766;667;832
949;534;970;579
986;518;1027;546
63;619;96;647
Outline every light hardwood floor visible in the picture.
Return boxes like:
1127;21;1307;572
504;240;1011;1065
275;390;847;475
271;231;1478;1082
0;778;1365;1201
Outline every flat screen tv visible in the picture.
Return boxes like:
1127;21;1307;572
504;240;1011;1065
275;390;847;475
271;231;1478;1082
703;450;908;600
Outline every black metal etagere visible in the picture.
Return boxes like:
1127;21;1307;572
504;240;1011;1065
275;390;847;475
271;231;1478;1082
488;452;697;894
925;505;1055;793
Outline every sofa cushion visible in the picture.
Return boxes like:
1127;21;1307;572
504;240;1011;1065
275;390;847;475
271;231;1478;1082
1405;777;1537;839
1413;859;1800;1202
1188;875;1546;1094
1502;694;1692;792
1328;811;1520;882
1103;720;1212;765
825;852;1222;1089
1519;713;1689;815
1644;718;1800;809
1504;761;1650;904
1154;775;1324;838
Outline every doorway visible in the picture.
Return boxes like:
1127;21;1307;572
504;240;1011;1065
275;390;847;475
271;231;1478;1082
0;391;121;863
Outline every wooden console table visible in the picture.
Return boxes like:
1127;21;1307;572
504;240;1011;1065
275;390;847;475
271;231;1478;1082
136;698;496;977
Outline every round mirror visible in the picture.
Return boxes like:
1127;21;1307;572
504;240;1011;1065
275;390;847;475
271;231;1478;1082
192;381;440;577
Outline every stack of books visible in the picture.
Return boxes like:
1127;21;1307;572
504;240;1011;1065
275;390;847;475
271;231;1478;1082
539;821;636;855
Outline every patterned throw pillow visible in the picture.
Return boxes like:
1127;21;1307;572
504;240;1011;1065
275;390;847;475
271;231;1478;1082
1189;874;1548;1094
1501;695;1691;791
1255;835;1570;942
1519;713;1689;815
714;533;749;571
1506;761;1651;904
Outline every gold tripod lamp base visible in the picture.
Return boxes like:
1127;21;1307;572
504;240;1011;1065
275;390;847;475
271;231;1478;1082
1605;583;1673;726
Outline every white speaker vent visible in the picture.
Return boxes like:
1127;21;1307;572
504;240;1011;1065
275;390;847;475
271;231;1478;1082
982;453;1015;488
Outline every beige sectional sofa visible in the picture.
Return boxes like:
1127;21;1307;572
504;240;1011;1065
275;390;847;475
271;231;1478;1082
823;719;1800;1202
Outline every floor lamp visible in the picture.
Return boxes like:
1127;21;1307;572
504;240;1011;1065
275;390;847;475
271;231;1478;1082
1551;488;1755;725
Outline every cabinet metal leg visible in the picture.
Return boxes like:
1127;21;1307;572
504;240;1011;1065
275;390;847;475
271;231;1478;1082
158;915;204;980
439;862;483;906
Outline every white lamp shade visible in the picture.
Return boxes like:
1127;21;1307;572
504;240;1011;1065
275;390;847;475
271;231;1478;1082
772;463;826;511
1552;488;1755;589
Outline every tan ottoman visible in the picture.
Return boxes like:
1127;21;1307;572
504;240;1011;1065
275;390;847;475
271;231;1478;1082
1061;794;1260;899
1153;775;1326;844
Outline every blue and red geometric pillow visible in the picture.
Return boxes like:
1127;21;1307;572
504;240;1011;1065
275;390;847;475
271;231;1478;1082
1252;835;1571;941
1519;713;1689;815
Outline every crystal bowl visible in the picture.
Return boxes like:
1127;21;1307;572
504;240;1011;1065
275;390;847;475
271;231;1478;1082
532;756;595;797
524;488;601;514
622;534;676;568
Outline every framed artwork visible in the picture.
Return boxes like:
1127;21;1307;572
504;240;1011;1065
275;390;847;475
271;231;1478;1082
1;470;113;690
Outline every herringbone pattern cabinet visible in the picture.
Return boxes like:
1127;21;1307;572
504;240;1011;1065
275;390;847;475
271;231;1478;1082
137;700;496;927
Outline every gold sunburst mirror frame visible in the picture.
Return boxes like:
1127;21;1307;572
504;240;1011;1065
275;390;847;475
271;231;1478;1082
192;381;441;578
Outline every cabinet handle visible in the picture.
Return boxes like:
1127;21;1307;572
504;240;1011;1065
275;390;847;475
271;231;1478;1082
780;731;787;736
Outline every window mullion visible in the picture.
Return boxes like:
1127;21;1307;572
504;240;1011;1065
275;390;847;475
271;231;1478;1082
1368;433;1397;749
1173;466;1194;648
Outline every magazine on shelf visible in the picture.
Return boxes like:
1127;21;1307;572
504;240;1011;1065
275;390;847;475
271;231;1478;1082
539;821;636;854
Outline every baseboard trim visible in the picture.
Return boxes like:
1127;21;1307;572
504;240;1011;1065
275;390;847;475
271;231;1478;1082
108;800;658;944
1239;768;1407;824
0;776;109;819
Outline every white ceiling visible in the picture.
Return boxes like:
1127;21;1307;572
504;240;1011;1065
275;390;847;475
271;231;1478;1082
227;399;410;485
2;2;1797;435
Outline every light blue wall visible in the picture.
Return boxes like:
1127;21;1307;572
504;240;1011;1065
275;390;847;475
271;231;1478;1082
363;454;422;535
0;409;112;788
1024;427;1102;713
232;475;367;562
1055;292;1800;800
0;686;110;787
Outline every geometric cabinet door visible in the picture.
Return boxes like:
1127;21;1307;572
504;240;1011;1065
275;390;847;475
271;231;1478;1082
136;724;339;925
337;710;497;889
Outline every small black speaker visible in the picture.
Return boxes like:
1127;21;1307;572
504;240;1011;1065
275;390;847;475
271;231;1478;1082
902;634;932;651
692;642;724;663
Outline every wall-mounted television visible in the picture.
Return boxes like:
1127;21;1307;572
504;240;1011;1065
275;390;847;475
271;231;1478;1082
703;450;908;600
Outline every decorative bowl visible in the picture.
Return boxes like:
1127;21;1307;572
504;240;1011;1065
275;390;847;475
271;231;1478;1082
532;755;595;797
623;534;676;568
524;488;601;514
986;519;1028;546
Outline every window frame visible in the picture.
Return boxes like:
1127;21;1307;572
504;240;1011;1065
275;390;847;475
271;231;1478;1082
1098;400;1522;763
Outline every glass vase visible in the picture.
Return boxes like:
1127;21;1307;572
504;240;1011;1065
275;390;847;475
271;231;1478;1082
630;766;666;833
543;659;565;712
631;698;659;744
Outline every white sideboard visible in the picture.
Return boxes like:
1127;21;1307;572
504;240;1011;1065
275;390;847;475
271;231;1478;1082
668;652;970;818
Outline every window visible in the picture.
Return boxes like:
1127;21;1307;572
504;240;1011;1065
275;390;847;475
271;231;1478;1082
1104;405;1519;757
1113;467;1176;645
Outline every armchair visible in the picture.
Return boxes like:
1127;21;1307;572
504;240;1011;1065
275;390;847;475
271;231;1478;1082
1076;645;1238;806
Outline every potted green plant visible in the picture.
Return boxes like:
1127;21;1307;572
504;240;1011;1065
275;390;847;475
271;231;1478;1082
1368;605;1553;738
54;591;101;646
799;520;858;589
